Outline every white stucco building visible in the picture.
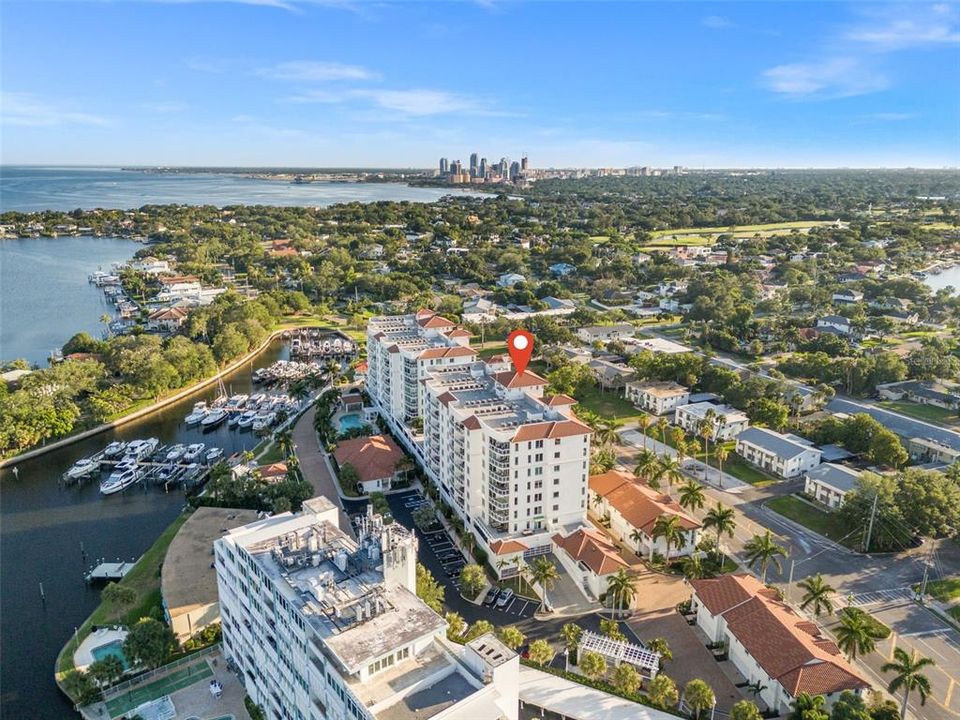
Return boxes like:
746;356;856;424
674;402;748;441
734;428;822;480
623;381;689;416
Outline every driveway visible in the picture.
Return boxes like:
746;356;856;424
292;405;353;533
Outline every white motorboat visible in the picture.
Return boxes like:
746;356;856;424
156;465;177;483
185;401;208;425
224;394;248;411
237;410;258;429
100;467;141;495
165;444;187;462
201;408;228;429
183;443;206;462
64;457;98;481
125;438;159;460
103;441;127;459
204;447;224;464
227;412;242;427
252;412;275;432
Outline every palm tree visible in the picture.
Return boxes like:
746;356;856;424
682;553;708;580
530;557;559;612
289;380;310;406
744;530;787;583
678;481;706;513
652;515;686;562
656;417;669;448
656;455;683;491
835;610;876;661
633;450;658;483
882;648;935;720
274;430;295;459
702;503;736;561
636;413;651;451
629;528;646;556
798;574;835;617
670;426;685;451
790;693;827;720
698;415;714;483
596;417;623;447
605;568;635;619
714;444;729;489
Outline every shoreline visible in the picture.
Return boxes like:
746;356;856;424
0;324;324;469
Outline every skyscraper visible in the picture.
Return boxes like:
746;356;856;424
479;157;487;178
521;155;529;171
510;161;521;182
439;157;448;175
469;152;479;178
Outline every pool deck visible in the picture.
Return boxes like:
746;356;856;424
74;627;128;673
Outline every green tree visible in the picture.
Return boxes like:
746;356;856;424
460;564;487;599
612;663;641;695
744;530;788;583
561;623;583;654
546;363;594;396
830;691;871;720
87;655;124;687
337;463;360;493
868;429;908;469
530;557;559;610
599;618;626;642
647;673;679;709
652;514;686;561
798;573;835;618
415;563;444;613
790;692;829;720
463;619;495;642
101;582;136;623
498;626;525;651
703;502;736;560
647;637;673;662
882;648;935;720
605;568;635;618
578;650;607;681
444;611;466;640
835;609;877;661
684;679;716;720
527;639;554;667
731;700;763;720
678;480;706;513
122;618;176;670
894;468;960;538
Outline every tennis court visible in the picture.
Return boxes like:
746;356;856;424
105;660;213;718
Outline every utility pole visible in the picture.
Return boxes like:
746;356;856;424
919;564;929;602
863;492;879;553
786;559;795;602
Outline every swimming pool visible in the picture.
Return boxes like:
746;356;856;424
338;413;366;432
91;639;129;669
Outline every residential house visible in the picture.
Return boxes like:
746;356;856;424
589;470;701;560
462;297;501;324
908;437;960;465
674;402;749;441
497;272;526;288
576;323;635;344
804;464;862;509
816;315;853;335
549;262;577;277
832;289;863;304
333;434;406;493
877;380;960;410
734;428;822;480
587;359;635;391
624;381;690;416
146;306;188;333
551;527;630;600
690;574;870;715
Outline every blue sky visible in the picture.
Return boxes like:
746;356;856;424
2;1;958;167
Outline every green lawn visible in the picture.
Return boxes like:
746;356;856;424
921;578;960;603
56;512;190;681
572;384;642;423
646;235;715;247
766;495;856;546
722;454;778;487
879;400;959;427
650;221;832;238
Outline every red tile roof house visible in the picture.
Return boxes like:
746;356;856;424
333;434;406;494
690;574;870;715
551;527;629;601
589;470;701;561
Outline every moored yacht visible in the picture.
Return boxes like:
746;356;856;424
100;467;141;495
64;457;99;482
201;407;228;429
185;401;208;425
165;444;187;462
183;443;206;462
103;441;127;459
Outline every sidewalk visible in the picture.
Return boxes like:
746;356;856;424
292;404;354;533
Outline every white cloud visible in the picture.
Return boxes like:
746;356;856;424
258;60;376;81
846;5;960;51
702;15;732;29
287;87;513;117
1;92;111;127
763;58;888;98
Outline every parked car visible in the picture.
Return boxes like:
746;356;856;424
496;588;515;608
484;588;500;607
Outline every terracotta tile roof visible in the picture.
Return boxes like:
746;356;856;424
493;370;548;389
552;528;628;577
543;394;577;407
462;415;481;430
148;306;189;321
418;314;457;329
355;361;369;373
157;274;199;285
690;575;869;697
333;435;405;484
388;345;400;354
446;328;472;338
436;391;457;406
415;309;435;318
419;346;477;360
489;539;528;555
512;419;592;442
257;462;289;480
601;479;701;534
589;469;633;497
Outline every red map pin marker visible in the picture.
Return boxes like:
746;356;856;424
507;329;534;375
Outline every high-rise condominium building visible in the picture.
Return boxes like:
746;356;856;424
469;153;479;178
479;157;487;178
366;311;592;566
215;496;519;720
439;157;449;175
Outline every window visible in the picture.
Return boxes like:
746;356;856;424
553;491;560;498
535;440;544;449
555;439;561;445
554;451;560;459
553;504;559;511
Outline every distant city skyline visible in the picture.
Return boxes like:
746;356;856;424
2;1;958;167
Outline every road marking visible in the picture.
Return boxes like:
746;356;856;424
844;587;915;607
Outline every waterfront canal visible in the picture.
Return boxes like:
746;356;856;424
0;339;290;719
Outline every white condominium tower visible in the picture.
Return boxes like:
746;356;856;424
215;496;519;720
366;311;592;569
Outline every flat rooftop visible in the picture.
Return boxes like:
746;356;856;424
377;671;480;720
162;507;259;616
